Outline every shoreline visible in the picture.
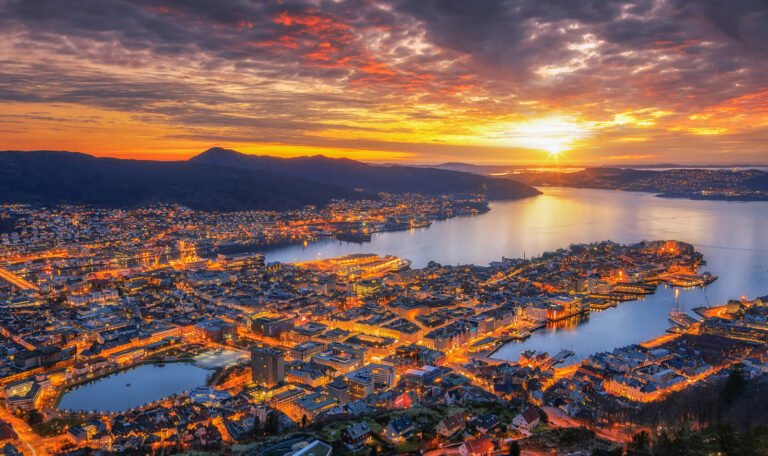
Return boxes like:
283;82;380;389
53;357;223;415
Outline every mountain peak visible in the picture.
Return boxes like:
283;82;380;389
197;146;241;158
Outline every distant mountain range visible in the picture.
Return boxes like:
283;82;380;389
190;147;541;200
0;149;540;211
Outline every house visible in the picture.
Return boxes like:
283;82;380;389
459;436;494;456
224;416;256;442
66;420;107;444
470;414;500;434
382;415;414;443
391;391;417;409
436;413;465;437
444;388;464;405
513;407;541;430
342;422;372;451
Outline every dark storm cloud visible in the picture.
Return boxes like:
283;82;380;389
390;0;768;111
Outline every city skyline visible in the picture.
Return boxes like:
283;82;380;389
1;0;767;164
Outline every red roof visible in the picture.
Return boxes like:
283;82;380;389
521;407;540;424
463;436;494;455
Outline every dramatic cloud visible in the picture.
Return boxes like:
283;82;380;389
0;0;766;164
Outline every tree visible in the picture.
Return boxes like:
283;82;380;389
265;412;279;435
720;364;747;408
252;414;261;439
301;414;309;428
591;449;621;456
508;440;521;456
537;408;549;424
626;430;652;456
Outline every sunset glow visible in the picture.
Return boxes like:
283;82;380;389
0;1;767;165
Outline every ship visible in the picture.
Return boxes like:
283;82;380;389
409;218;432;229
701;271;718;285
663;271;718;287
390;258;412;272
669;288;699;328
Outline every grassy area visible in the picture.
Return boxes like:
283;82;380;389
395;437;421;453
32;416;85;437
521;427;607;455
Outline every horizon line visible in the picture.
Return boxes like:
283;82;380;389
2;148;768;169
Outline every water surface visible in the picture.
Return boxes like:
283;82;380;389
58;363;210;413
266;188;768;360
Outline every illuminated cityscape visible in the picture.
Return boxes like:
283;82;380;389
1;1;768;455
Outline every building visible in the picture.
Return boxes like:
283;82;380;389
289;440;332;456
700;317;768;343
294;392;338;420
345;371;373;400
195;318;237;343
312;343;366;374
342;422;372;451
326;377;351;405
382;415;414;443
3;379;42;411
346;363;396;396
436;413;465;437
513;407;541;430
252;346;285;387
459;436;494;456
289;341;325;362
546;296;589;321
217;253;265;272
269;387;307;413
252;316;294;338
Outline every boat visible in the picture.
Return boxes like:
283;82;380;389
390;258;412;272
126;383;131;387
701;271;718;285
409;218;432;229
669;288;699;328
335;231;372;243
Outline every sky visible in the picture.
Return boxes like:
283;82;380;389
1;0;767;165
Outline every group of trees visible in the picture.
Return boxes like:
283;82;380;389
630;364;766;429
622;366;768;455
626;424;768;456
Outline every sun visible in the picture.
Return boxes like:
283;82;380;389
494;115;592;158
544;143;565;158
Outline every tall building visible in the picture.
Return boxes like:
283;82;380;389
251;346;285;387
